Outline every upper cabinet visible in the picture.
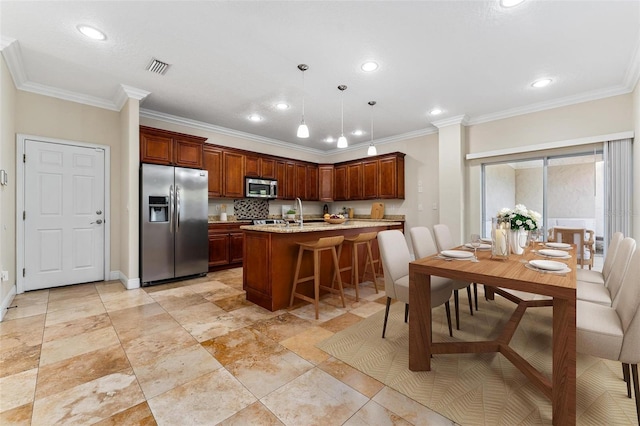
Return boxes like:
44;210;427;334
318;165;334;202
203;145;223;198
332;152;405;201
140;126;206;168
223;151;245;198
378;153;405;199
145;129;405;201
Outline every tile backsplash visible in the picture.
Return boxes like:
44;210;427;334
233;199;269;219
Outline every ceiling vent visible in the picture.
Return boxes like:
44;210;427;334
146;58;170;75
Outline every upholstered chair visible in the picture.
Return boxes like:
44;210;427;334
377;230;453;338
432;223;476;328
577;231;624;285
577;237;636;306
577;245;640;424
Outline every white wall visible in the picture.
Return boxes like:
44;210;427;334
633;82;640;241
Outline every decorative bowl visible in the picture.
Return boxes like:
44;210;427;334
324;218;347;224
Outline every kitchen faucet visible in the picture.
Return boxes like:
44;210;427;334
296;197;303;227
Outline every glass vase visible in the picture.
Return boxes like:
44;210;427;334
491;217;510;260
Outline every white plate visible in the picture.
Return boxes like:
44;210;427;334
529;260;567;271
480;237;492;243
525;264;571;275
464;243;491;250
440;250;475;259
538;249;571;258
545;242;572;249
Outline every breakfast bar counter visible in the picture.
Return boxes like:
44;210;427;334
241;220;403;311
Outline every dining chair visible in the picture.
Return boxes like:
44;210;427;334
433;224;476;328
548;226;595;269
577;231;624;285
577;246;640;424
577;237;636;307
377;229;453;338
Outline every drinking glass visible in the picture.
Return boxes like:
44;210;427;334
470;233;481;262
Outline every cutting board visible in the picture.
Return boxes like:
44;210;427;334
370;202;385;219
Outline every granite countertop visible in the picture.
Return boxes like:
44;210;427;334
239;220;402;233
208;214;404;224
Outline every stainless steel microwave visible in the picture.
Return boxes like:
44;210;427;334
245;177;278;199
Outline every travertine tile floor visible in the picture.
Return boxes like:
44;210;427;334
0;268;457;425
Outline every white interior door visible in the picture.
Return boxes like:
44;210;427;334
24;140;105;290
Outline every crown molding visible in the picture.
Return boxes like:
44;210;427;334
114;84;151;110
1;37;28;87
431;115;469;129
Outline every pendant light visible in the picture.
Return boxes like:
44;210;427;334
337;85;348;148
296;64;309;138
367;101;377;156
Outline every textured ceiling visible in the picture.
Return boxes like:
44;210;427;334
1;1;639;153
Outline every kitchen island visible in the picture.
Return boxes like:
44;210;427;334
240;220;403;311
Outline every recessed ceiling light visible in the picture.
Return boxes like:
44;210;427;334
352;130;364;136
500;0;525;8
76;25;107;41
531;78;552;88
248;114;263;122
325;137;335;143
361;61;379;72
275;103;289;110
430;108;443;116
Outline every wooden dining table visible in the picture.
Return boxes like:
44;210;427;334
409;246;576;425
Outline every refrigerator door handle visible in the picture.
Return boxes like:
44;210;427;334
176;185;181;231
169;184;174;233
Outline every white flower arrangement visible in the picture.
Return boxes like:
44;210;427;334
497;204;541;231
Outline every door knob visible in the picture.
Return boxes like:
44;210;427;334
96;210;102;215
91;219;103;225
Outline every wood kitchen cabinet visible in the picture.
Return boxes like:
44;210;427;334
203;145;223;198
261;158;276;179
318;164;334;201
223;151;245;198
378;153;405;199
306;164;318;201
208;223;244;271
334;164;348;201
347;162;363;200
294;163;307;200
245;154;261;177
362;159;379;199
140;126;206;168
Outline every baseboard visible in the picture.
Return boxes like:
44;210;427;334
118;271;140;290
109;270;120;281
0;284;17;322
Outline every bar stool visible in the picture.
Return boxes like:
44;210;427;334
289;235;346;319
335;232;380;301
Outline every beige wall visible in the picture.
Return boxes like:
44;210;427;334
119;99;141;287
14;91;123;276
467;94;633;154
0;56;17;314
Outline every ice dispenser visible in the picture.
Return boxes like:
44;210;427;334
149;196;169;222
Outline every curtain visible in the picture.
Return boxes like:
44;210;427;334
604;138;633;249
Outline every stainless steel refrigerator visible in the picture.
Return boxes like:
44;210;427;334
140;163;208;285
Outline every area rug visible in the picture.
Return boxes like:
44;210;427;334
317;292;638;425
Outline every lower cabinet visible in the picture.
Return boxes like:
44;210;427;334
208;223;245;271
